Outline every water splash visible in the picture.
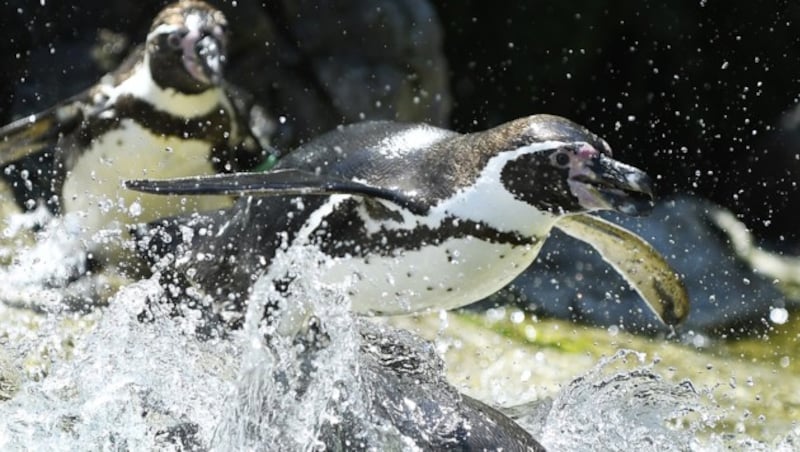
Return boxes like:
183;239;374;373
504;349;800;451
212;246;365;451
0;210;94;313
508;350;713;450
0;245;373;450
0;278;239;450
0;240;795;450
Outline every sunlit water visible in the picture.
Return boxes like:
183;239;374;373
0;219;798;450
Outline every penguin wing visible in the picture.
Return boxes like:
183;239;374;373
0;93;88;165
0;45;145;167
124;169;431;215
555;213;690;325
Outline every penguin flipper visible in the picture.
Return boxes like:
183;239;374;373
0;97;85;165
124;170;430;215
555;213;690;326
0;45;144;167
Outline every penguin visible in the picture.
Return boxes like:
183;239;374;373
0;0;275;271
128;115;689;331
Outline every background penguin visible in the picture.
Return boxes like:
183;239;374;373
129;115;688;333
0;0;275;274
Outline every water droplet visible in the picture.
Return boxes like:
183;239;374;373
524;325;537;341
510;310;524;324
769;307;788;325
128;201;142;217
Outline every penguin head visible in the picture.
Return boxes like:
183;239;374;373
498;115;654;216
146;0;229;94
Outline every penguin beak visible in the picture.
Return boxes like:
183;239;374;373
569;154;654;216
182;31;225;85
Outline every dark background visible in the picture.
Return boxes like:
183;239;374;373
2;0;799;250
436;0;800;252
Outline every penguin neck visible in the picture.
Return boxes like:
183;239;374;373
434;135;567;240
111;56;223;118
437;187;561;240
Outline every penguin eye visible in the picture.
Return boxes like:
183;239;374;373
166;30;186;50
554;152;570;167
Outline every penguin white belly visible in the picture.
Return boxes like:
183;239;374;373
319;237;544;315
62;119;232;249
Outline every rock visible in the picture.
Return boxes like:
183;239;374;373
0;346;20;401
257;0;451;144
150;320;545;451
322;320;545;451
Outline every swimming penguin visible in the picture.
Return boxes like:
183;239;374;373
0;0;274;272
128;115;689;331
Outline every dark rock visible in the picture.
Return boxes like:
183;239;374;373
154;422;206;452
149;320;546;450
480;196;787;337
232;0;450;149
318;320;545;451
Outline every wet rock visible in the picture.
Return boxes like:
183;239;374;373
319;320;545;451
481;196;788;337
248;0;451;148
141;320;545;451
154;422;205;452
